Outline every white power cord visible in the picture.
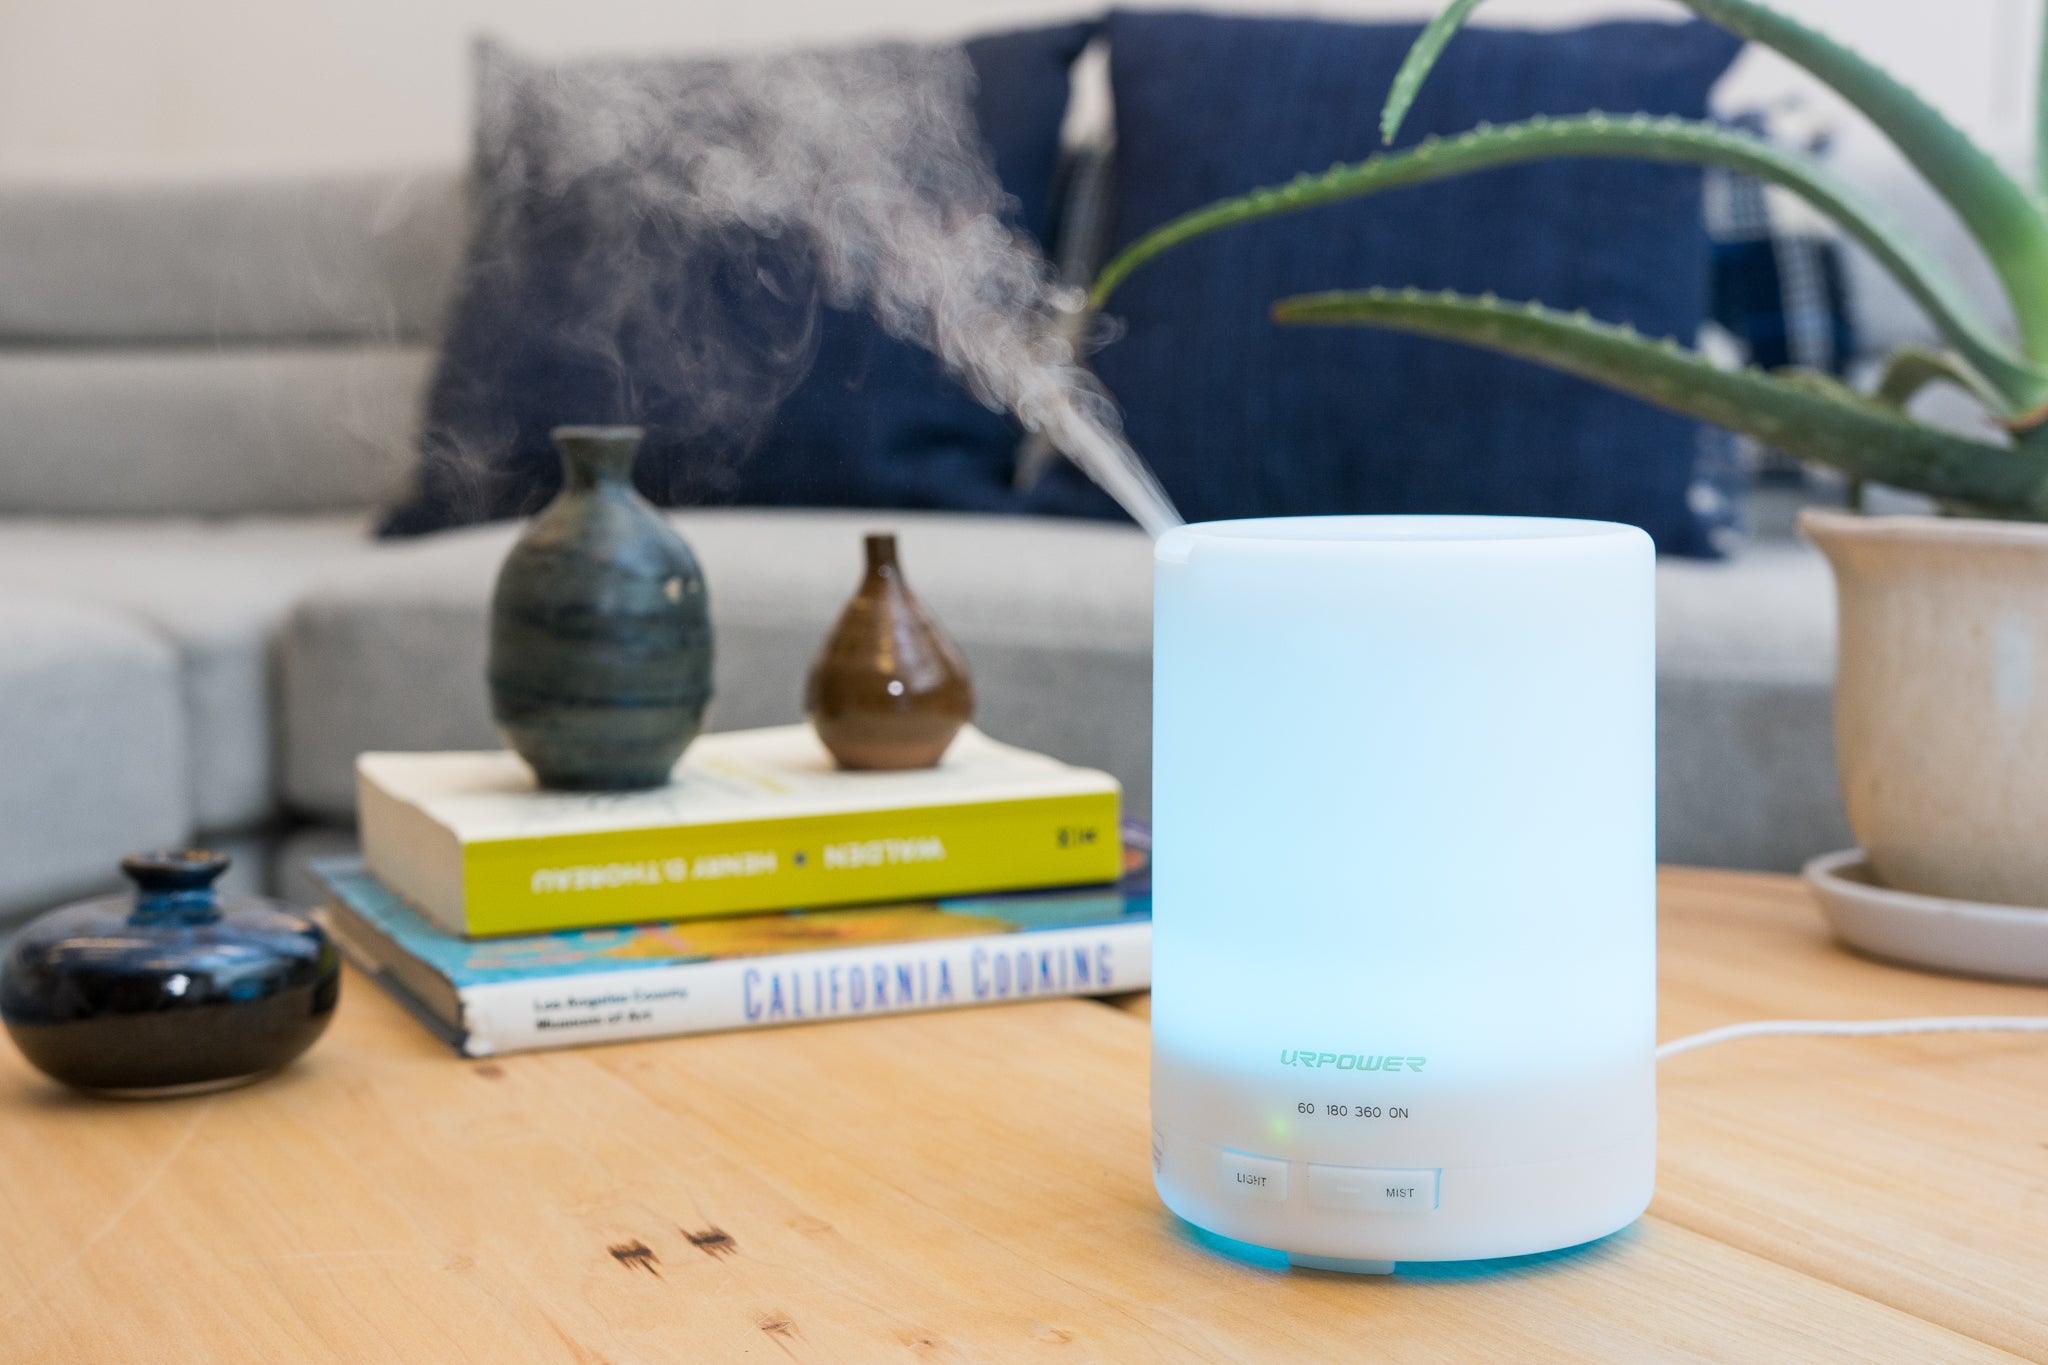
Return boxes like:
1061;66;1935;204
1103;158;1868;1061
1657;1015;2048;1061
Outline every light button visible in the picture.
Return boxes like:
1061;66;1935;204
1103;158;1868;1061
1306;1164;1438;1213
1217;1149;1289;1203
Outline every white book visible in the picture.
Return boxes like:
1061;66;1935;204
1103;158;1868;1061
358;724;1122;937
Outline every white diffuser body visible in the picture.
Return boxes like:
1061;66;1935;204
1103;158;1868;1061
1150;516;1656;1270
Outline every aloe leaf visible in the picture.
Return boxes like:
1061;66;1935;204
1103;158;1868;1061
1380;0;1485;145
1870;346;2004;411
1272;288;2048;517
1381;0;2048;368
1867;347;2048;436
1090;116;2046;409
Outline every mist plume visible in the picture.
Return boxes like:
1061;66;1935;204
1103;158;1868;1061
474;38;1181;536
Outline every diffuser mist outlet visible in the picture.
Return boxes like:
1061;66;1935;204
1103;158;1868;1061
1150;516;1657;1271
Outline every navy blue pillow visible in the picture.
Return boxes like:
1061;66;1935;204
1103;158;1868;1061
1032;11;1744;555
381;24;1094;536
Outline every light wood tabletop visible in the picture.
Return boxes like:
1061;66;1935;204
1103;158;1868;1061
3;867;2046;1362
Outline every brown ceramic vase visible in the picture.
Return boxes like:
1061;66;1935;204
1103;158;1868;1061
807;533;973;769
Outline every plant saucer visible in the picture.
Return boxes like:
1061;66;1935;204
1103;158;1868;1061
1805;849;2048;984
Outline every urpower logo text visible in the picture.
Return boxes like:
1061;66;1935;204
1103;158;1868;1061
1281;1051;1426;1072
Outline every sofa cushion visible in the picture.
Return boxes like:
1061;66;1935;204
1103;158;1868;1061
0;515;380;831
381;25;1095;537
0;346;434;515
1655;541;1836;685
1654;544;1849;868
1033;12;1743;555
0;171;464;345
0;596;189;916
282;509;1157;822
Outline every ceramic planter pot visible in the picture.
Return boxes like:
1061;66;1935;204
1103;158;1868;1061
1802;508;2048;908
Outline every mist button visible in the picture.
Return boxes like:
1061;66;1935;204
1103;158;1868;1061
1217;1149;1289;1203
1306;1164;1438;1213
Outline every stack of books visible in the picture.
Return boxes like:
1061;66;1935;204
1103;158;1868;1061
313;725;1148;1056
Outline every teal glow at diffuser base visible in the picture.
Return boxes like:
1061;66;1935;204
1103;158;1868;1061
1173;1214;1637;1278
1150;516;1657;1266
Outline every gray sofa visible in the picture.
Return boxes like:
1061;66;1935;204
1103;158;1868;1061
0;169;1850;920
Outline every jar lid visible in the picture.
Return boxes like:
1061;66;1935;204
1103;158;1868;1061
120;849;231;895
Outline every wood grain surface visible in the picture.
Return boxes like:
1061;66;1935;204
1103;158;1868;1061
1;868;2044;1362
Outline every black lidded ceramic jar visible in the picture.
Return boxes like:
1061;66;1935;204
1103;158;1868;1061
489;425;715;790
0;851;340;1096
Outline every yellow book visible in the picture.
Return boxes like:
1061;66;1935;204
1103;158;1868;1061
356;725;1122;937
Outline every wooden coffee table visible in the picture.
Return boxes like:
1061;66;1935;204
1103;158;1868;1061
4;868;2046;1361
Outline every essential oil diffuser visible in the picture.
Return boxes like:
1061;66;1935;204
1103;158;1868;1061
1150;516;1656;1272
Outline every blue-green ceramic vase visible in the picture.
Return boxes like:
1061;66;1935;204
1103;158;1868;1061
489;425;714;790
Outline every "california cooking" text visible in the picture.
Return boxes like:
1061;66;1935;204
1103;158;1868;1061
743;940;1119;1022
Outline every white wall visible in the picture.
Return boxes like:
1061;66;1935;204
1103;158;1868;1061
0;0;2034;179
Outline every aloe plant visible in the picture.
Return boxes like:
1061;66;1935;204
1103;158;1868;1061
1088;0;2048;518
